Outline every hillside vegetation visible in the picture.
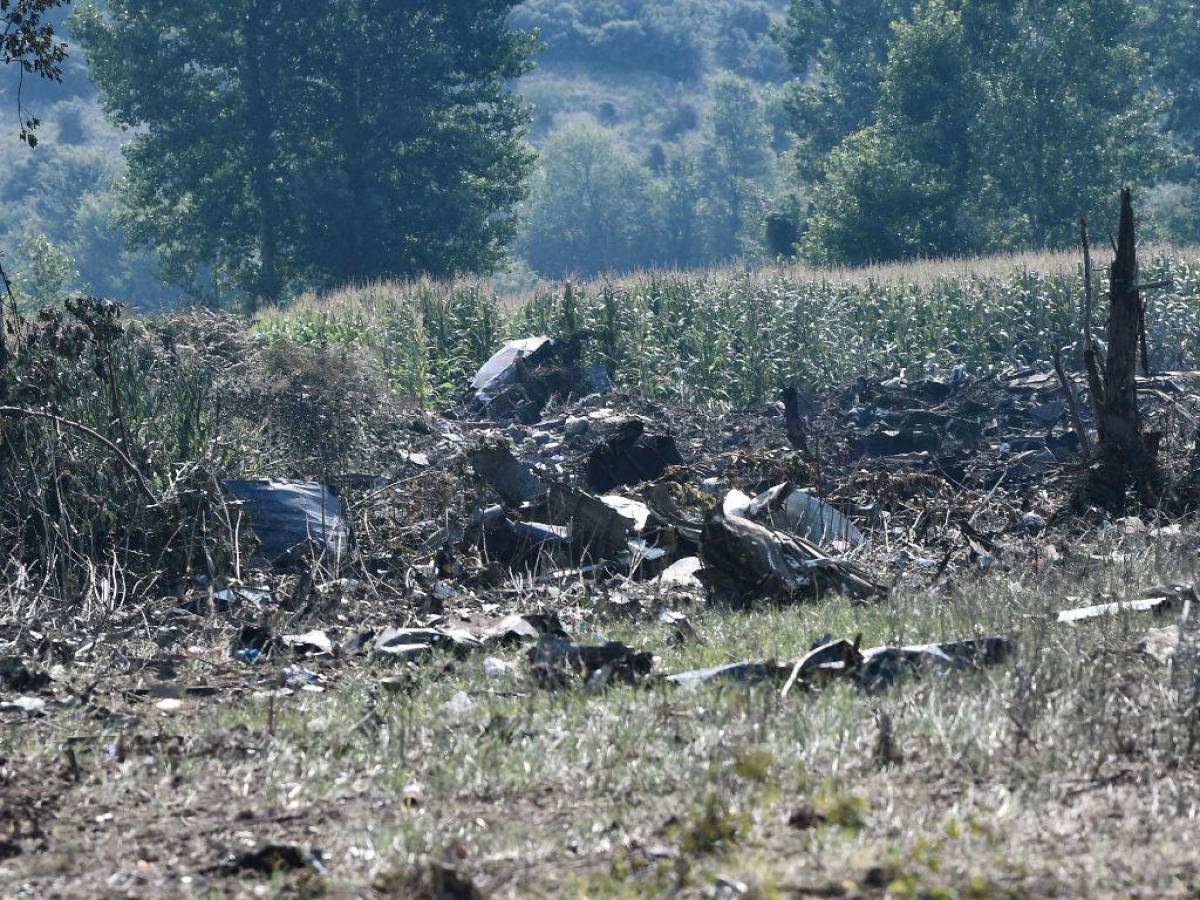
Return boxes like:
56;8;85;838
5;0;1194;309
0;0;793;305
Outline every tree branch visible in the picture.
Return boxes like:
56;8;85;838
1052;344;1090;460
1080;218;1104;418
0;406;158;503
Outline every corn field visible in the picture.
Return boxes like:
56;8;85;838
255;247;1200;407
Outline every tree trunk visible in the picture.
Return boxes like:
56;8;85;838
1098;188;1142;452
341;68;366;283
1089;187;1159;506
242;2;280;308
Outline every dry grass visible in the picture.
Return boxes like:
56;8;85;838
4;526;1200;897
6;248;1200;897
273;243;1200;319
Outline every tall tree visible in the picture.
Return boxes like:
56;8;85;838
1144;0;1199;156
803;0;977;264
698;73;775;260
291;1;535;290
656;152;706;269
777;0;913;176
786;0;1174;262
2;0;69;146
75;1;535;307
1143;0;1200;240
74;2;311;305
973;0;1172;249
518;121;658;278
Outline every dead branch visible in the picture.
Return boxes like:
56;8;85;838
1080;218;1105;420
0;257;13;372
781;385;809;453
0;406;158;503
1052;345;1090;460
1139;285;1151;378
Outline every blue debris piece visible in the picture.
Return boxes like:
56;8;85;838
221;479;351;567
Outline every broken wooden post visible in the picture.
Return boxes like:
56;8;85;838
1080;218;1105;424
1052;345;1090;460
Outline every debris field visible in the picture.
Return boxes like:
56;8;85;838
5;330;1200;895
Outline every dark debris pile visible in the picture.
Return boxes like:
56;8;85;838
6;334;1200;722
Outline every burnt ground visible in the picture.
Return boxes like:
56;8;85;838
5;364;1200;897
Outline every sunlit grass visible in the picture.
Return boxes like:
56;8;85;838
8;526;1200;895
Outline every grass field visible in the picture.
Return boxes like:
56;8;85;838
6;526;1199;897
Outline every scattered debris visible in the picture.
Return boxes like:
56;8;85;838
529;634;653;688
482;612;568;644
470;505;571;568
282;667;322;690
471;333;592;421
586;419;684;492
442;690;475;716
0;696;47;714
858;636;1015;691
545;483;638;562
0;657;47;693
1141;626;1180;665
205;586;271;613
701;501;881;606
781;637;864;696
222;479;351;568
740;483;866;550
233;623;275;656
666;661;793;688
482;656;514;678
221;844;326;877
787;805;827;831
9;320;1200;871
656;556;703;589
407;862;484;900
469;443;546;506
281;629;334;656
667;634;1012;694
372;627;482;662
1057;588;1188;625
471;337;552;405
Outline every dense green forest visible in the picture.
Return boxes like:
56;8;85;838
1;0;1197;308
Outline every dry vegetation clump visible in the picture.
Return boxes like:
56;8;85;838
0;300;413;612
228;339;418;479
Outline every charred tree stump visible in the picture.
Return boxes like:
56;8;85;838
1087;188;1161;508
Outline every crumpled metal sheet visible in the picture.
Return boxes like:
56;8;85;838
221;479;351;567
